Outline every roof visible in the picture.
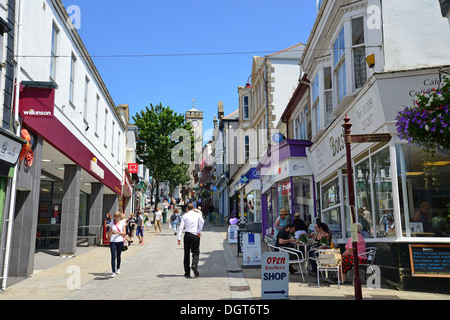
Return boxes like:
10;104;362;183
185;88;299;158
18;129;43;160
267;42;305;60
222;109;239;120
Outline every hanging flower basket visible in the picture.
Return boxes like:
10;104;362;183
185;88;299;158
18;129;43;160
396;76;450;190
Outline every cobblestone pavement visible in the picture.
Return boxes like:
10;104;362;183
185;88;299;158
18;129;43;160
1;218;449;301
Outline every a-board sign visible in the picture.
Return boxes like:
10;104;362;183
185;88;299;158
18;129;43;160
261;251;289;300
243;233;261;267
409;244;450;278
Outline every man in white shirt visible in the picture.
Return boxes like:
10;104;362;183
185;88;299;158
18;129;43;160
177;203;204;277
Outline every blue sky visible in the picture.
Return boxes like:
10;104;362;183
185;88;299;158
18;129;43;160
61;0;318;143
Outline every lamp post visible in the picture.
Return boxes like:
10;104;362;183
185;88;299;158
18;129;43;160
342;116;363;301
342;115;392;301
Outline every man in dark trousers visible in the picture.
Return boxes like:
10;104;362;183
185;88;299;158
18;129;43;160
177;203;205;278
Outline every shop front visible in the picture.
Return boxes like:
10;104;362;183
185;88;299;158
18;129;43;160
258;139;314;237
308;68;450;292
7;83;123;276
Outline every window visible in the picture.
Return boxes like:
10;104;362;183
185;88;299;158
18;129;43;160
117;132;121;163
104;109;108;146
83;76;89;121
333;26;346;104
111;121;115;156
355;146;394;239
50;24;59;80
294;106;308;140
95;94;100;135
324;67;334;126
243;95;249;120
396;144;450;239
321;177;342;238
312;74;320;133
352;17;367;89
69;53;76;104
244;135;249;161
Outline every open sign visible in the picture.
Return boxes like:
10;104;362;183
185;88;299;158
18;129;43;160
261;252;289;300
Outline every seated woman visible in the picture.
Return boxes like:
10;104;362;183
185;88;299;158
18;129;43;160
308;219;332;272
312;219;332;243
341;223;368;282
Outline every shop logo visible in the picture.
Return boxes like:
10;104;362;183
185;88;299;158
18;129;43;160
90;157;104;179
22;109;53;117
128;163;138;174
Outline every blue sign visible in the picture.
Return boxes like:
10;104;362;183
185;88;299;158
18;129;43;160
272;132;284;143
240;175;249;184
247;168;260;180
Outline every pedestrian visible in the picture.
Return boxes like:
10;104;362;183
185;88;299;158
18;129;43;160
170;208;181;235
108;211;126;278
136;210;144;245
143;210;150;231
177;203;204;278
154;207;162;233
127;213;136;244
163;200;169;223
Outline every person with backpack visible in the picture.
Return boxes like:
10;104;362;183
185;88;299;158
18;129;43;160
170;208;181;235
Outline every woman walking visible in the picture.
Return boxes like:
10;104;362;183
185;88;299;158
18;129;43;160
171;208;181;235
108;211;127;278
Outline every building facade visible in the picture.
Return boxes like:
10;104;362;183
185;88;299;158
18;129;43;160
296;0;450;292
0;0;127;282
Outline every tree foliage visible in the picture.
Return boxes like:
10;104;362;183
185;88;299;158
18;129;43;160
132;103;192;207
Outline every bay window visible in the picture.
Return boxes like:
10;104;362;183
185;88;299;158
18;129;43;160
352;16;367;89
333;26;346;104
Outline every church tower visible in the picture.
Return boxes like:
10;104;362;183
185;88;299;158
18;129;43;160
185;100;203;157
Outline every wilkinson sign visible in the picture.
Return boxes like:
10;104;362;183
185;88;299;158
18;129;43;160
19;83;56;118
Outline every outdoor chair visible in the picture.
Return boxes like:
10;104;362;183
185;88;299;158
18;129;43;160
358;247;377;280
277;247;307;282
264;236;276;251
315;249;342;288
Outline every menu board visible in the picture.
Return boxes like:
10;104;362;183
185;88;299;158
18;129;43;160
409;245;450;278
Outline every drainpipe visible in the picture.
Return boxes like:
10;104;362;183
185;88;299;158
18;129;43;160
1;0;24;292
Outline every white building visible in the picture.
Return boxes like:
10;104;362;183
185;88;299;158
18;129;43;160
297;0;450;292
1;0;127;281
229;43;304;231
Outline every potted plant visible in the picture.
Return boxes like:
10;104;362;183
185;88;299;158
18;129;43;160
319;236;330;248
396;76;450;190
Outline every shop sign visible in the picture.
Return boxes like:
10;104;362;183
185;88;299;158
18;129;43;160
261;251;289;300
128;163;138;174
19;85;55;118
0;132;24;165
90;158;104;179
243;233;262;267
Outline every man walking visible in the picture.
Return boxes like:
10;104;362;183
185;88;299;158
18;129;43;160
177;203;204;278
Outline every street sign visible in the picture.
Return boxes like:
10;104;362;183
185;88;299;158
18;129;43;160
261;251;289;300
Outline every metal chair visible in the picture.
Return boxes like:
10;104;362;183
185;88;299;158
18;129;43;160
277;247;307;282
264;236;276;251
315;249;342;288
358;247;377;279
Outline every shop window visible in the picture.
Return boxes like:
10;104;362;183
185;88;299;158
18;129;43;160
355;158;374;238
396;144;450;238
277;180;291;215
291;176;314;226
354;146;394;238
247;190;261;224
320;177;342;238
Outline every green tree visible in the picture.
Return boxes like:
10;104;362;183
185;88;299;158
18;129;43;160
133;103;192;209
